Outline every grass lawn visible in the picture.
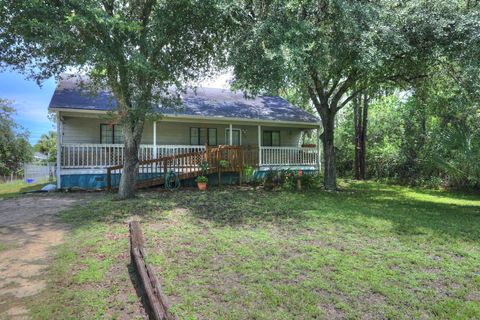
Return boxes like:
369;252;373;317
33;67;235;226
31;181;480;319
0;179;52;199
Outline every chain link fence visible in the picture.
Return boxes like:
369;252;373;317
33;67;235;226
23;163;56;183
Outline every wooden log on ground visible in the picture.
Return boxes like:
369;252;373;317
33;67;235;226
130;221;176;320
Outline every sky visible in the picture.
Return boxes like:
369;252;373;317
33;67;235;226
0;69;232;145
0;69;56;145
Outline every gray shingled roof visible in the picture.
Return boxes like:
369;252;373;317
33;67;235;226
49;76;319;124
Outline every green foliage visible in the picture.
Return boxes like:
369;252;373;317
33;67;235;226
0;99;32;175
299;172;320;190
263;169;319;191
218;159;229;168
243;165;254;182
263;169;281;190
34;131;57;163
279;170;321;191
199;160;209;175
335;72;480;188
281;170;297;191
0;0;231;196
226;0;477;189
195;175;208;183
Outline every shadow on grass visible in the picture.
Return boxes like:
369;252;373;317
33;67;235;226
128;260;153;319
332;189;479;242
59;182;480;243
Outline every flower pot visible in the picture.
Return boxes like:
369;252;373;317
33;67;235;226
197;182;207;191
301;144;316;148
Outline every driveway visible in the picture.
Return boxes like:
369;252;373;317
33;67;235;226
0;193;97;319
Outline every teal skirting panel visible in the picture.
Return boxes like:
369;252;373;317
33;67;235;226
61;172;163;190
60;169;319;190
61;173;111;190
60;172;240;190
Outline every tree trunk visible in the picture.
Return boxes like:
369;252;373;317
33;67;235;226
118;120;145;199
322;113;337;190
308;73;357;191
354;93;368;180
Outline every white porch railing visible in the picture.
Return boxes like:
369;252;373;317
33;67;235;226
60;144;319;168
260;146;318;166
60;144;206;168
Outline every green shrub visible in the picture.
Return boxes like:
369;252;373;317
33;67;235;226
219;160;229;168
244;165;254;182
199;161;209;175
196;175;208;183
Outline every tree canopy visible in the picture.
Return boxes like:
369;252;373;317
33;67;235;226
227;0;480;189
0;99;33;176
34;131;57;163
0;0;232;197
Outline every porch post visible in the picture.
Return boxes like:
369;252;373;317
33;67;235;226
316;125;321;174
56;112;62;189
229;123;233;146
257;125;262;166
153;121;157;158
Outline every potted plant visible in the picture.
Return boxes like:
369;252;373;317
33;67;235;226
196;175;208;191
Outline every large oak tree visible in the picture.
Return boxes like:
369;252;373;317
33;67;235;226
227;0;471;189
0;0;230;198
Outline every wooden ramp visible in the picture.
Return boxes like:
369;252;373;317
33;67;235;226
106;145;252;191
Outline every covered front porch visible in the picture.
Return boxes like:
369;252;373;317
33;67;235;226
57;116;321;170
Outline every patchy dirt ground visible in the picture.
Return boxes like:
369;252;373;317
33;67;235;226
0;193;98;319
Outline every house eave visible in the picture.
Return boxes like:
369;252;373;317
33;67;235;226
49;107;321;128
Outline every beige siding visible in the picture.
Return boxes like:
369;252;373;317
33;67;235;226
62;116;102;144
153;122;302;147
62;116;303;147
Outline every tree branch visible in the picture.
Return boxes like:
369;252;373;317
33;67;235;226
330;76;354;113
338;91;359;110
310;71;327;104
307;84;326;120
326;77;341;99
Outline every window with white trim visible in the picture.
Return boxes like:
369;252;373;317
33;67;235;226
263;130;280;146
190;127;217;145
100;124;124;144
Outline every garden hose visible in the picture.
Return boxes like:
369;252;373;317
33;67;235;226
164;171;180;190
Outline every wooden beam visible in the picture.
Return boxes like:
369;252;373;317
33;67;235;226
130;221;176;320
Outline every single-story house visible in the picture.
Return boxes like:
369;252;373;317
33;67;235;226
49;76;321;189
